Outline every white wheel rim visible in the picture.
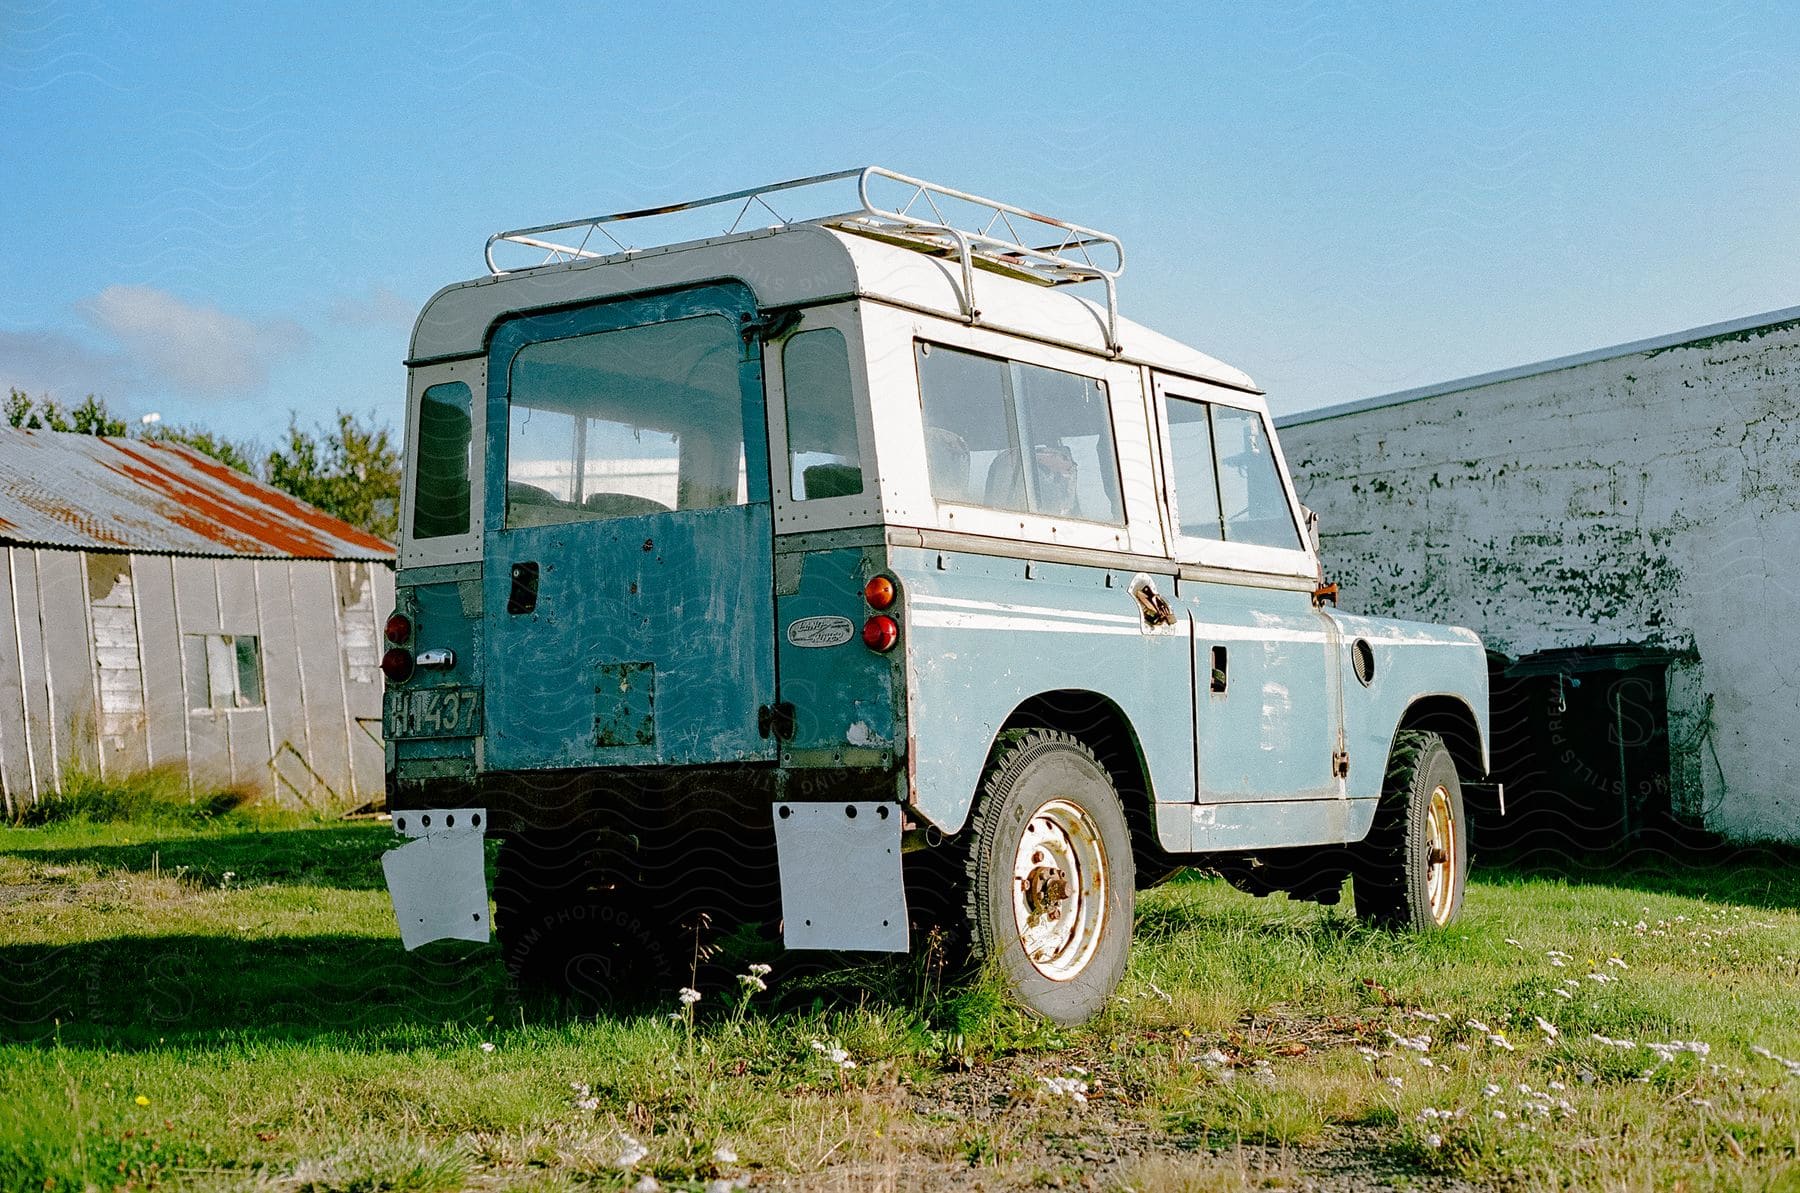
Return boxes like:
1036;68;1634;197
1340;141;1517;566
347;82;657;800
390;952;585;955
1011;798;1108;981
1426;784;1456;925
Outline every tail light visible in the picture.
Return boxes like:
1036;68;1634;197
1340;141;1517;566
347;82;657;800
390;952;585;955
381;647;415;683
385;612;412;644
862;615;899;652
863;575;897;610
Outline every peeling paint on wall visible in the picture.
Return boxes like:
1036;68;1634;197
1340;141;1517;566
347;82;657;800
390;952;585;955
1280;318;1800;843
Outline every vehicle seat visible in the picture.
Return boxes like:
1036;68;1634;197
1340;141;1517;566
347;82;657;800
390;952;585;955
800;463;863;499
984;447;1025;509
582;491;671;519
925;428;971;502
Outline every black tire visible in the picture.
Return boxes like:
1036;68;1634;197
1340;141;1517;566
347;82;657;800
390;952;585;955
963;729;1136;1024
1353;730;1468;930
494;833;684;1006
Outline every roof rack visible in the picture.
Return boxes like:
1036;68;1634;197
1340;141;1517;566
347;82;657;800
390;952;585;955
484;166;1127;352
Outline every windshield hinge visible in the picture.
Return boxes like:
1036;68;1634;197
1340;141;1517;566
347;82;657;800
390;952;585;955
741;308;803;345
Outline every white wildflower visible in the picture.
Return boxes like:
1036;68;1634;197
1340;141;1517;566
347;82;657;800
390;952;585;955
1550;957;1568;967
713;1145;739;1164
1587;972;1616;984
1481;1083;1501;1097
480;1041;496;1053
576;1097;599;1111
1037;1074;1090;1103
811;1040;855;1070
633;1177;661;1193
1552;988;1574;1000
1200;1048;1232;1069
1386;1076;1405;1090
1607;956;1629;969
1425;1132;1443;1148
1592;1034;1635;1049
1504;938;1523;948
1535;1017;1559;1039
747;962;772;977
737;973;767;993
1493;1109;1508;1121
1418;1056;1435;1067
678;987;702;1005
611;1133;649;1169
1548;1080;1566;1091
1488;1035;1516;1052
1465;1019;1491;1034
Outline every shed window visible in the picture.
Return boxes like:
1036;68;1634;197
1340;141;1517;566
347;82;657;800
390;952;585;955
412;381;473;539
783;328;864;500
184;634;264;710
916;342;1122;524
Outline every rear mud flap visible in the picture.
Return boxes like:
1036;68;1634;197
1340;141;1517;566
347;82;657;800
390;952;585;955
773;801;908;952
382;808;491;950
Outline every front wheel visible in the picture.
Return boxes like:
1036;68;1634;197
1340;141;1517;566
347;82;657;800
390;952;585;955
963;730;1135;1024
1353;730;1467;929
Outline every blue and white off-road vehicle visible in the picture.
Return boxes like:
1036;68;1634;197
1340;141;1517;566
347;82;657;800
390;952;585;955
380;169;1490;1022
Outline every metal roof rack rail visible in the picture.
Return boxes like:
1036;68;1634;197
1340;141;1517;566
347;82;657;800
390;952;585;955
485;166;1127;352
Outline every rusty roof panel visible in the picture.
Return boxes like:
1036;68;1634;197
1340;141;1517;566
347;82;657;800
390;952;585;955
0;429;394;560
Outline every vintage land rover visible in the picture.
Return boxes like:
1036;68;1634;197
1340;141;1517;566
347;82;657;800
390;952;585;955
380;168;1491;1022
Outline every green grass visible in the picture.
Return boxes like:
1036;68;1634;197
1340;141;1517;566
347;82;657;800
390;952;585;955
2;808;1798;1191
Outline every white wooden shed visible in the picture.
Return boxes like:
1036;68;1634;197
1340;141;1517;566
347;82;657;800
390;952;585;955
0;428;395;813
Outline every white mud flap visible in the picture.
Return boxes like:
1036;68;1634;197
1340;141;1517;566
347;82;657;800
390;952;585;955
382;808;490;950
774;801;908;952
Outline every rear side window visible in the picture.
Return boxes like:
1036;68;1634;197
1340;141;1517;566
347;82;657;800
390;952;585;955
782;328;864;500
1164;397;1300;550
916;342;1122;525
411;381;473;539
504;315;746;527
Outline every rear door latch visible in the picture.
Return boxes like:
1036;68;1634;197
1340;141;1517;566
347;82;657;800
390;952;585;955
758;701;796;740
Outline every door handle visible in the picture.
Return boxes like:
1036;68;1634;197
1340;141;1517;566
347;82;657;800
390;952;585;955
1128;574;1176;627
507;562;539;615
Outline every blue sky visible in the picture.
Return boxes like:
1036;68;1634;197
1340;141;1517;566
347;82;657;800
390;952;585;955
3;1;1797;442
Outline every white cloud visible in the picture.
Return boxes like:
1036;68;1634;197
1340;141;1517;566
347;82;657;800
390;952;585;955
329;284;416;329
0;326;138;398
77;285;310;394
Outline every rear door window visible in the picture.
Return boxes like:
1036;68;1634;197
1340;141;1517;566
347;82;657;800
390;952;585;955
411;381;473;539
504;315;746;527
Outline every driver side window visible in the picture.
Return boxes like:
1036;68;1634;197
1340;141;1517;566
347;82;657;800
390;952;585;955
1164;396;1300;551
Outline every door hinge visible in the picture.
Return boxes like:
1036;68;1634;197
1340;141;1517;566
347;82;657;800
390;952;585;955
1332;749;1350;779
758;701;797;740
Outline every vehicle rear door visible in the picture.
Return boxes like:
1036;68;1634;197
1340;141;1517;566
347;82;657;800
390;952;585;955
481;282;777;770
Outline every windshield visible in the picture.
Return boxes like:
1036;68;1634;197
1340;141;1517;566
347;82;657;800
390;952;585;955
504;314;747;527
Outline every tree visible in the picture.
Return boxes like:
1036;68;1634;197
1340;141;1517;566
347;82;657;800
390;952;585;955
5;389;128;436
264;411;401;542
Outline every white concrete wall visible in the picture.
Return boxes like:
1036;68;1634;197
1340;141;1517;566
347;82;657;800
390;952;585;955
1277;316;1800;843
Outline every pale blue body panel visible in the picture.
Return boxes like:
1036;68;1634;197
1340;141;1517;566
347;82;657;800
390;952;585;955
895;544;1489;851
893;546;1194;834
1326;609;1491;802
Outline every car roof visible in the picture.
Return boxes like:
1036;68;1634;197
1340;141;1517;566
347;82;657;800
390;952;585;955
410;222;1259;394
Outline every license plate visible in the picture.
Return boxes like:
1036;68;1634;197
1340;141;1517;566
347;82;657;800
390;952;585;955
385;688;483;739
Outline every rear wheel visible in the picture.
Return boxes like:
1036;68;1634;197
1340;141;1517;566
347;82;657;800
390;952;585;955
1353;730;1467;929
963;730;1135;1024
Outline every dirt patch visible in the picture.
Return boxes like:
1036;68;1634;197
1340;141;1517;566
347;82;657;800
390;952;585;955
766;1048;1479;1192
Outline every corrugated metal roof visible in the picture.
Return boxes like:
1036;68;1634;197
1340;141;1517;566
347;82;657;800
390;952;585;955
0;429;395;560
